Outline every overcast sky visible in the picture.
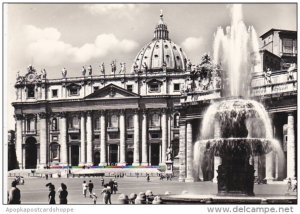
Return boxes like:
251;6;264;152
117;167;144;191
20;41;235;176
4;3;297;130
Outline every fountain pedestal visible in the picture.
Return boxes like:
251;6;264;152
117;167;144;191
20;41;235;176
217;155;255;196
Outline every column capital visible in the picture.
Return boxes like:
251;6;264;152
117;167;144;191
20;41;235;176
38;112;48;119
119;109;126;115
133;109;140;114
86;110;93;117
14;114;24;120
100;110;106;116
288;111;295;117
141;108;148;115
58;112;67;118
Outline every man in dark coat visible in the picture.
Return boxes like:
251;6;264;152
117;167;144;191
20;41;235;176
88;180;94;198
8;181;21;204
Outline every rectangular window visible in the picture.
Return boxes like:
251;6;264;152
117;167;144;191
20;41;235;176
151;133;160;139
149;83;160;92
282;38;293;54
94;118;100;130
127;85;133;92
70;88;79;96
173;83;180;91
52;89;58;97
27;86;35;98
109;133;119;139
127;134;133;139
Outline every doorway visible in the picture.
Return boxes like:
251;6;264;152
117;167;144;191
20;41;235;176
71;145;79;166
25;137;37;169
151;143;160;166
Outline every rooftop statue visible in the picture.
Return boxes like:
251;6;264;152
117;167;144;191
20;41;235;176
41;69;47;79
62;68;67;78
142;62;148;72
133;62;139;74
100;63;105;75
111;60;116;74
81;66;86;76
120;62;126;74
88;65;92;75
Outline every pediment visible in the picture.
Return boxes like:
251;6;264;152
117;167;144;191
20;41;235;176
85;84;140;99
66;82;81;89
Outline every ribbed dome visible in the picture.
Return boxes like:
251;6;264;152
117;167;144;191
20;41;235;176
131;11;188;73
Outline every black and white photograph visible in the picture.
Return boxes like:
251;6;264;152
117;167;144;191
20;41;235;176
2;1;298;212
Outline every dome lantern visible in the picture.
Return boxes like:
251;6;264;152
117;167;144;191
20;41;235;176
153;10;169;40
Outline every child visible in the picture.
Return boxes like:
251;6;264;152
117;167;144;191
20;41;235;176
92;192;98;204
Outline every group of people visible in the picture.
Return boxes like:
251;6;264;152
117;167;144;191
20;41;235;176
82;178;118;204
46;183;68;204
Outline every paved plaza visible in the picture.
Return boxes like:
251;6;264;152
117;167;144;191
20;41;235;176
7;176;296;205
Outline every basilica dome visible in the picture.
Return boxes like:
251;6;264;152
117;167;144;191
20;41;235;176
131;12;189;73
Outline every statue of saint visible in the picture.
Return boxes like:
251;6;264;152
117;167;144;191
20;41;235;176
133;62;139;73
100;63;105;75
187;59;192;71
41;69;47;79
142;62;148;72
120;62;126;74
166;146;173;161
88;65;92;75
81;66;86;76
62;68;67;78
111;60;116;74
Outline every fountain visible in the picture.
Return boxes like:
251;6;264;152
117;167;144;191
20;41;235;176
198;4;278;196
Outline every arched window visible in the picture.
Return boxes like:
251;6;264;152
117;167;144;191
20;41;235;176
109;115;118;128
52;118;58;130
127;115;134;129
149;113;160;127
174;113;180;128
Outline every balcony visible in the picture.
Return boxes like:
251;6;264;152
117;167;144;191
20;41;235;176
181;89;221;104
23;130;37;135
107;127;119;132
68;128;80;133
251;81;297;97
149;126;161;131
50;129;60;134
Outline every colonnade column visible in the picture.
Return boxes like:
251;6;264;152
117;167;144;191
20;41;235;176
99;111;107;166
15;114;23;169
118;110;126;166
133;110;140;166
141;110;148;165
178;121;186;182
86;111;93;165
38;112;48;169
286;112;295;180
80;112;86;165
213;121;221;183
59;112;68;165
160;109;168;165
185;120;194;182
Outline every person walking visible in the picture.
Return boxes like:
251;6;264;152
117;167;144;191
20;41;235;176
82;181;88;198
287;178;292;192
101;177;105;186
92;193;98;204
101;184;112;204
8;181;21;204
46;183;56;204
88;180;94;198
58;183;68;204
108;179;114;194
113;180;118;194
146;174;150;182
